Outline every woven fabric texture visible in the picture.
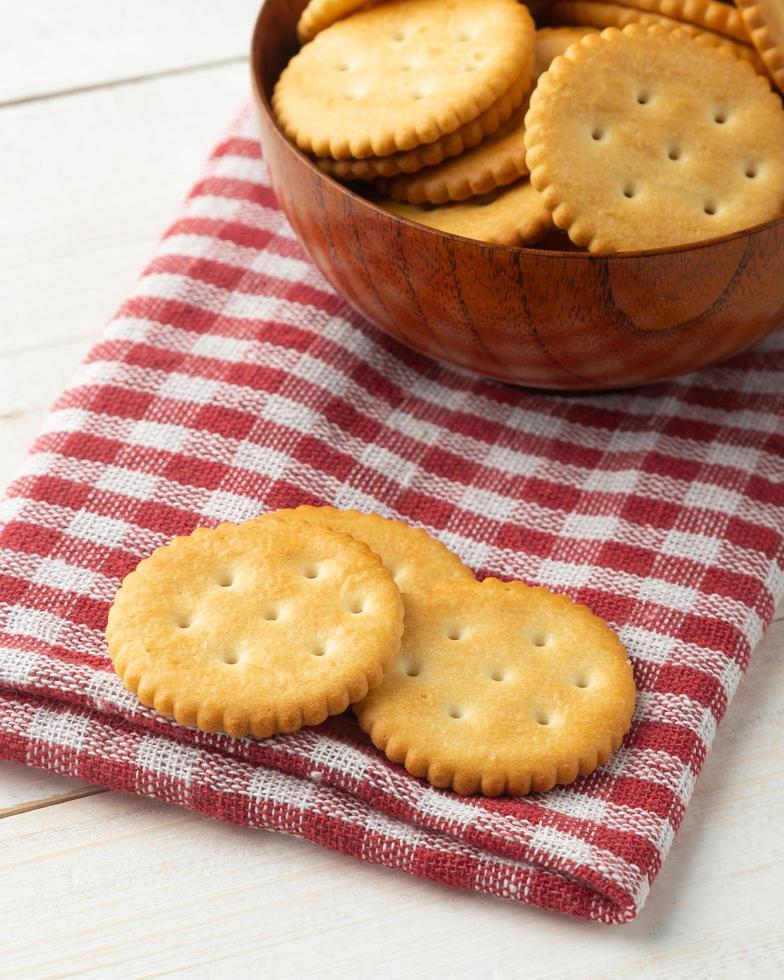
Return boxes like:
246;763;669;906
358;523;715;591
1;108;783;924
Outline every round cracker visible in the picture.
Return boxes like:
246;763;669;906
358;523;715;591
354;578;637;796
550;1;766;71
273;0;536;160
376;110;528;204
106;519;404;739
737;0;784;92
316;72;529;180
382;179;553;246
269;506;473;592
525;26;784;253
298;0;381;44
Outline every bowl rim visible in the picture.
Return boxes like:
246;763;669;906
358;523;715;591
250;3;784;263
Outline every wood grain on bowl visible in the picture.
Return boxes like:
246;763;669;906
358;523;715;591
252;0;784;390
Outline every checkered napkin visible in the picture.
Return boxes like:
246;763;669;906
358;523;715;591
1;107;783;925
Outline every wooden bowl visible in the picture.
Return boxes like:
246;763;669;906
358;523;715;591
251;0;784;390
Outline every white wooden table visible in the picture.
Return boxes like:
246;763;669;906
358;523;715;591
1;3;782;975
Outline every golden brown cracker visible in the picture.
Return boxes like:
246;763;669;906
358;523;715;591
298;0;380;44
354;578;636;796
550;1;765;70
382;179;553;246
269;506;473;592
737;0;784;91
525;26;784;253
316;72;529;180
376;109;529;204
273;0;536;159
593;0;751;41
106;519;404;738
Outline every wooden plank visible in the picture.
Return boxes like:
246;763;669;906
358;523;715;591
0;338;93;501
0;762;98;815
0;621;780;977
0;60;249;362
0;0;259;104
0;338;93;420
0;410;49;493
0;786;106;820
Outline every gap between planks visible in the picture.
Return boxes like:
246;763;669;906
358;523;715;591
0;786;107;821
0;0;258;106
0;56;248;110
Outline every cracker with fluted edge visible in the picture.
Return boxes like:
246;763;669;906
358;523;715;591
737;0;784;92
268;506;473;593
550;1;766;71
106;518;404;739
525;26;784;253
382;179;553;246
354;578;636;796
298;0;381;44
376;109;529;204
273;0;535;160
591;0;751;41
316;72;530;181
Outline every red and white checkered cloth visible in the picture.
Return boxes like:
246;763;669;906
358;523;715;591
1;107;783;924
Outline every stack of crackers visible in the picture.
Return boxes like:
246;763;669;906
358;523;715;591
273;0;784;252
107;508;636;797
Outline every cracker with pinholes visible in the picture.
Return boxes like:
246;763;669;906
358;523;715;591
269;506;473;592
525;26;784;253
354;578;636;796
273;0;535;160
106;518;404;739
383;180;553;247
